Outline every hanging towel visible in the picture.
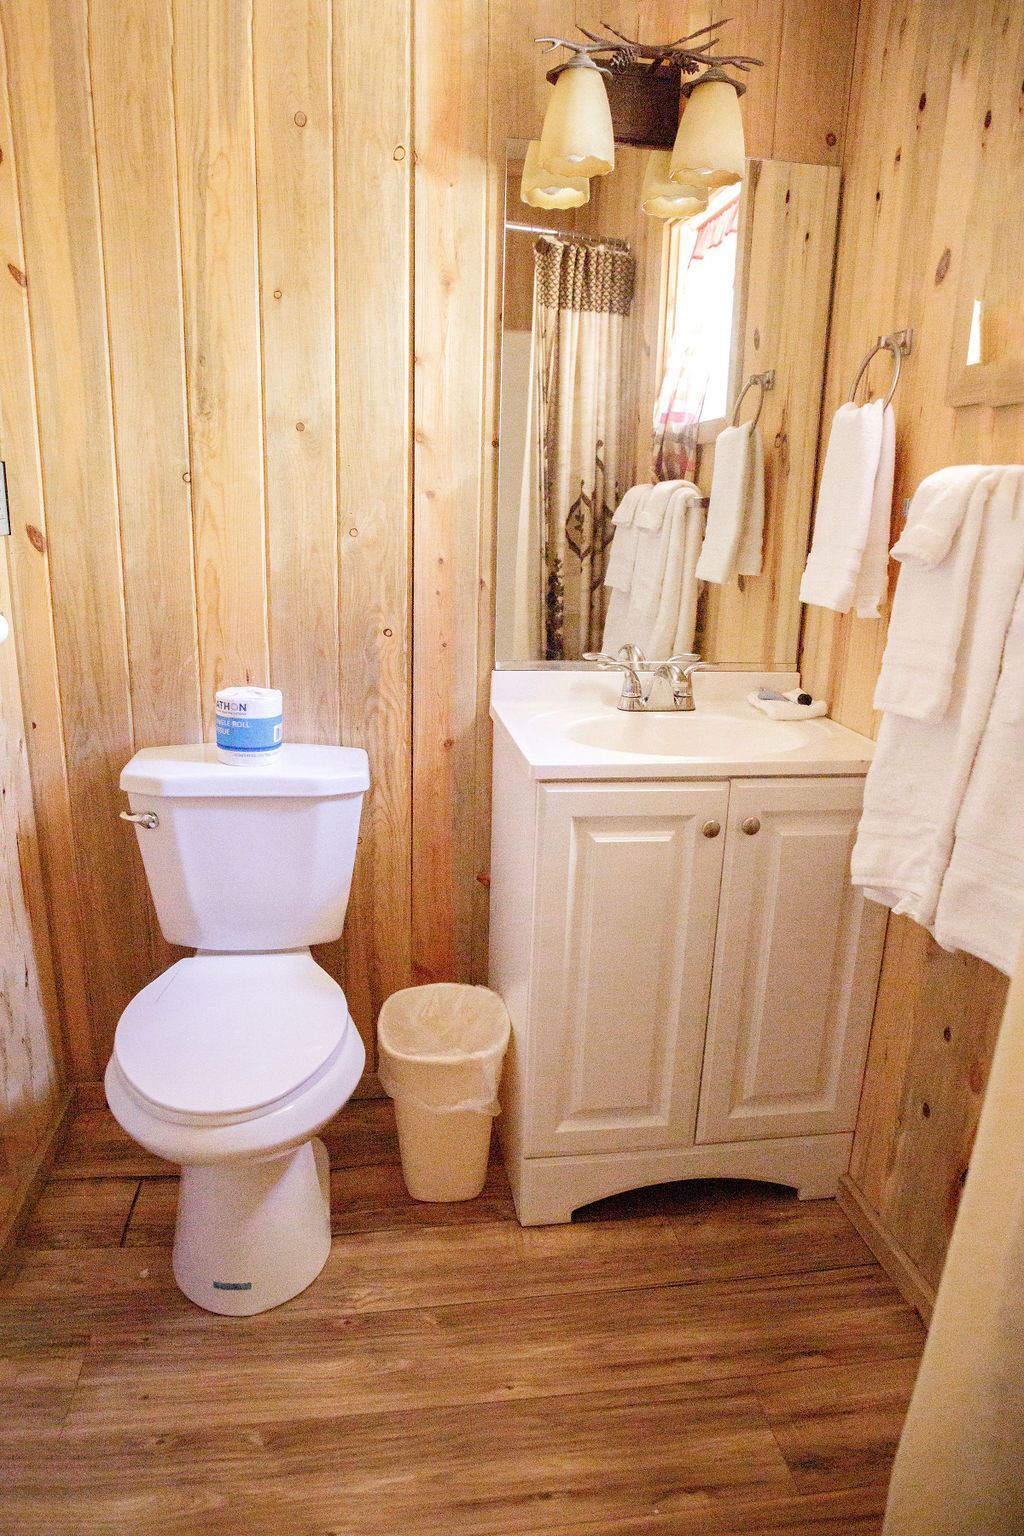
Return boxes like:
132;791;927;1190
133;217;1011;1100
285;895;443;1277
602;482;702;657
799;400;894;613
735;426;766;577
852;403;896;617
695;422;765;583
635;478;688;531
932;581;1024;975
851;466;1024;931
873;467;994;721
646;488;705;658
604;484;653;593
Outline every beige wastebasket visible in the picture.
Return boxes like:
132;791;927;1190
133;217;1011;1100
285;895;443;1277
377;983;511;1202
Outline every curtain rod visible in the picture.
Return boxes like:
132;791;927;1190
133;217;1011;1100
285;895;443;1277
505;223;631;252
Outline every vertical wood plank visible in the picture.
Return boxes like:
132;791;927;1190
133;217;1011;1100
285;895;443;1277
333;0;412;1049
173;0;269;719
2;0;153;1071
802;0;1024;1291
0;537;64;1200
89;0;202;754
254;0;339;746
412;0;490;983
0;13;92;1079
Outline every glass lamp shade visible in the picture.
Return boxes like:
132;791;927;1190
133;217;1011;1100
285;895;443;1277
641;151;709;220
538;59;615;179
520;140;590;210
670;72;745;190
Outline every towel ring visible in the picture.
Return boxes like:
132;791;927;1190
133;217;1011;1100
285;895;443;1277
848;328;914;409
729;370;775;429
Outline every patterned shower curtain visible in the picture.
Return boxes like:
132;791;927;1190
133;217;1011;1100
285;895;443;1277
512;235;635;660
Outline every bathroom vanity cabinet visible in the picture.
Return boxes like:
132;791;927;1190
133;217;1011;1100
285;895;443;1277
488;689;887;1226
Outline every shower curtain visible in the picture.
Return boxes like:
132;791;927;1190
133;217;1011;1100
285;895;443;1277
512;235;635;660
882;936;1024;1534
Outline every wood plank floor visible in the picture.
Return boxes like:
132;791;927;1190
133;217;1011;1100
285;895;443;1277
0;1102;923;1536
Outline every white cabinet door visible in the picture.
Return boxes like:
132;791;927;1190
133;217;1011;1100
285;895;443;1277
696;777;886;1144
527;780;729;1157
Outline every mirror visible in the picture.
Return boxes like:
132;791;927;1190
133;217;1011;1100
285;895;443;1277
495;142;841;668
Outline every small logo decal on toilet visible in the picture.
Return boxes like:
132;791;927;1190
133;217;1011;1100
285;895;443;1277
212;1280;253;1291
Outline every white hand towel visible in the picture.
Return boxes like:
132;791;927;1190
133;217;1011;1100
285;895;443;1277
873;467;995;721
799;399;890;612
696;423;762;583
646;489;704;659
735;425;766;577
851;466;1024;930
933;579;1024;975
852;404;896;617
747;690;828;720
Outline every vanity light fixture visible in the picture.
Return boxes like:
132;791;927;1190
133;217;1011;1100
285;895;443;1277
520;139;591;210
640;150;708;220
537;47;616;179
670;66;746;190
533;22;761;214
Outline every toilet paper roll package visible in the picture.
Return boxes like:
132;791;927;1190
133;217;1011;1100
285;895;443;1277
215;686;283;764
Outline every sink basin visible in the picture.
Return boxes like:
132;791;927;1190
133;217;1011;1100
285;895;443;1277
489;668;875;780
564;710;809;760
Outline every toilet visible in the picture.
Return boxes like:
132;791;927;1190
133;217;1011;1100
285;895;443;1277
105;742;369;1316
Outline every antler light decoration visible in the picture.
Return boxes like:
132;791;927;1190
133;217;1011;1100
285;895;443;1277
522;19;763;217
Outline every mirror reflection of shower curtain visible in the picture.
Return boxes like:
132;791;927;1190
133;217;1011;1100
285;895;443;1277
512;235;636;660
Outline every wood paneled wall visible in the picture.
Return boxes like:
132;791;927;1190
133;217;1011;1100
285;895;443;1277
801;0;1024;1298
0;0;411;1084
416;0;860;993
0;541;66;1253
2;0;859;1089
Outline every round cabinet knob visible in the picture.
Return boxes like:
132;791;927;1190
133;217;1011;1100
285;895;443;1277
741;816;761;836
702;820;721;838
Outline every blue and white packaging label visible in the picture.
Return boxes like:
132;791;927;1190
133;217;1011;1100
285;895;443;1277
215;686;283;757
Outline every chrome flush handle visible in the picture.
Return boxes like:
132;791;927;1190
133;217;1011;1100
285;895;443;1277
120;810;159;830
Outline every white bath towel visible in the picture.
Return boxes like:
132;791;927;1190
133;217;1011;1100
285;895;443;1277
932;580;1024;975
635;478;688;532
604;484;653;593
695;422;764;583
851;465;1024;931
873;467;994;721
646;489;705;659
799;400;894;613
602;483;702;658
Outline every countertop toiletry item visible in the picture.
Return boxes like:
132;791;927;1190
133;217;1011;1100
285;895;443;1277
216;686;284;765
748;688;827;720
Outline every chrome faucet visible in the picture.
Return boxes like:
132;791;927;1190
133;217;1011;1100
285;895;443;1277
583;647;707;712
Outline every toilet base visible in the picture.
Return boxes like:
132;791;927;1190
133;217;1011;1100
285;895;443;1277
173;1138;331;1316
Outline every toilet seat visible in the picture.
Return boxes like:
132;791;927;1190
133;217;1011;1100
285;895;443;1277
113;952;349;1122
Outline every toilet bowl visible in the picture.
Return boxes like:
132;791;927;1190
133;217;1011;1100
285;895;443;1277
107;744;369;1315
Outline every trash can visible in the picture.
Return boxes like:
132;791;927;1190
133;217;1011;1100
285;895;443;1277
377;983;511;1202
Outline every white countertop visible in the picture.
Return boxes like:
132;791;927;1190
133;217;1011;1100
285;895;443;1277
490;668;876;781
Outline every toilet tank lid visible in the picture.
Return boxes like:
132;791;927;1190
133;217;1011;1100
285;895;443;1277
121;744;370;797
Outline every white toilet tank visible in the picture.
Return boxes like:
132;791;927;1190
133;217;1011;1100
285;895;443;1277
120;744;370;952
